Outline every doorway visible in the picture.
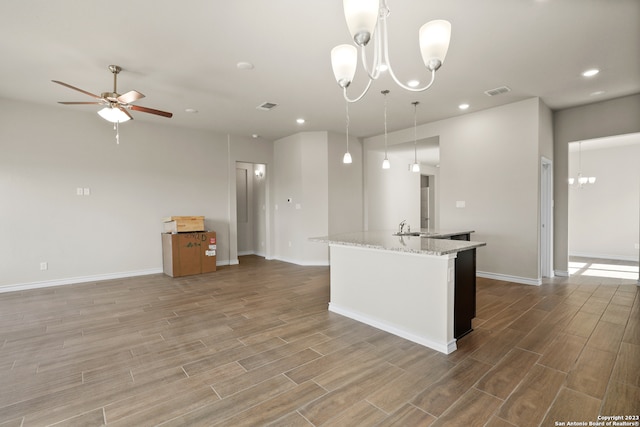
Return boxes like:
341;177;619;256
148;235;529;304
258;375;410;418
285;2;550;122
567;134;640;282
420;175;436;229
236;162;267;260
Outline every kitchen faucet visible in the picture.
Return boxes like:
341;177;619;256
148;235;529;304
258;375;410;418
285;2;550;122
399;220;406;233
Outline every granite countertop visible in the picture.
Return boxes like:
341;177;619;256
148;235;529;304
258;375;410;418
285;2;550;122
311;229;486;256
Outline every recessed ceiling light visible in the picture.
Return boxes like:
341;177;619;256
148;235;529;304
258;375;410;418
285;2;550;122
237;61;254;70
252;134;259;139
378;64;388;72
407;80;420;88
582;69;599;77
458;103;470;110
296;118;305;124
184;108;198;113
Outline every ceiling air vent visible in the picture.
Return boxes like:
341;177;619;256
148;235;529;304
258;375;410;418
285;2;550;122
256;102;278;111
484;86;511;97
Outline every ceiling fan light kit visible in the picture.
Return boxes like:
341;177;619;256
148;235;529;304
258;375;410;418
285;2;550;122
53;65;173;143
97;106;131;123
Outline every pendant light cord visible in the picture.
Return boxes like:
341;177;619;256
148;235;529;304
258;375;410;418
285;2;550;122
383;90;389;159
413;101;419;162
345;101;350;152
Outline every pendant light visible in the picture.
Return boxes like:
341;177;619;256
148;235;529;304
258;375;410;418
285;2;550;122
343;101;352;164
381;90;390;169
411;101;420;172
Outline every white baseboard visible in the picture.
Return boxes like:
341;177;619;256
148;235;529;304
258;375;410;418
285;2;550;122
272;255;329;266
0;268;163;294
477;271;542;286
329;303;456;354
554;270;569;277
569;251;639;262
237;251;267;258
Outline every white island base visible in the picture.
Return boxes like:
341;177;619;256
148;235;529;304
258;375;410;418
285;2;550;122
328;244;458;354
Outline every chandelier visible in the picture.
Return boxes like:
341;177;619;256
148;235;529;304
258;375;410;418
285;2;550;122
331;0;452;103
569;141;596;187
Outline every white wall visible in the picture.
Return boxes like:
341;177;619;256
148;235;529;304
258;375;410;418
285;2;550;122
272;131;364;265
0;98;271;290
365;150;421;231
569;141;640;260
252;164;268;257
273;132;329;265
327;131;364;235
364;98;547;283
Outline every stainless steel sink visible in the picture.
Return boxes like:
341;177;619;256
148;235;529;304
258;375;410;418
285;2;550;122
392;232;422;236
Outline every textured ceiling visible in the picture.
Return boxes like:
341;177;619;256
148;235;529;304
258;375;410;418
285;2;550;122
0;0;638;141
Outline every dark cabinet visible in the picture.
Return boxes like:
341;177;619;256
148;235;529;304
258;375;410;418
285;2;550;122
450;233;471;241
454;248;476;339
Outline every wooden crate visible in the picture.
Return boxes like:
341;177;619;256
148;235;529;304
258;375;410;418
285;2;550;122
163;216;205;233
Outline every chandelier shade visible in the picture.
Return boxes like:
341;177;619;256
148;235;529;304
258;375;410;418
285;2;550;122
343;0;379;46
331;45;358;88
419;20;452;71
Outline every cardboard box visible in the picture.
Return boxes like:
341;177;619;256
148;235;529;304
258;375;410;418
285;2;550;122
162;231;217;277
163;216;205;233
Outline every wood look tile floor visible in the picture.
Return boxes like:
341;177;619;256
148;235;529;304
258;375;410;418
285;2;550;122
1;255;638;426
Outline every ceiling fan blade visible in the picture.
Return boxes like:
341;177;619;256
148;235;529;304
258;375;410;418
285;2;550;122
117;90;145;104
52;80;101;99
118;106;134;121
129;104;173;118
58;102;102;105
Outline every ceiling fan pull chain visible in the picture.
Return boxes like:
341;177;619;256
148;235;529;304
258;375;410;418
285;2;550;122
115;121;120;144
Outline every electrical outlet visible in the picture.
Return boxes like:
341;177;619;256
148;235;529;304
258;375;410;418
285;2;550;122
83;188;91;196
76;187;83;196
40;262;48;270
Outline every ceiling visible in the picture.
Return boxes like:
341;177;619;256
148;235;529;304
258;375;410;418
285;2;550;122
1;0;638;142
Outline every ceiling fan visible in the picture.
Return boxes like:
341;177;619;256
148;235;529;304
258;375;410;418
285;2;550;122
52;65;173;123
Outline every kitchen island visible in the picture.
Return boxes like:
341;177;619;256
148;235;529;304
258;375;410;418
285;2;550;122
312;230;486;354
